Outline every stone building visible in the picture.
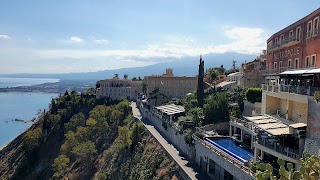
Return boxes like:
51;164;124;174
145;69;198;98
263;8;320;84
242;50;266;88
96;75;142;100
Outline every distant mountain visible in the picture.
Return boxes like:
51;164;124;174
0;52;256;80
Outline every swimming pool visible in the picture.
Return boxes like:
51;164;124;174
205;137;253;162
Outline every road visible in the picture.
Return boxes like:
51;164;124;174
131;102;202;180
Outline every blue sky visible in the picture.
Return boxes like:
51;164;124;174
0;0;319;74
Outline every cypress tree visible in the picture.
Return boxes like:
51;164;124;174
197;55;204;108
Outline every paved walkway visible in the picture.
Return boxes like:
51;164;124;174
131;102;203;180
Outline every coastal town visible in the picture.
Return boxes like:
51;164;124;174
94;8;320;180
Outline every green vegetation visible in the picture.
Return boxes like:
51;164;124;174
246;88;262;103
22;127;42;151
0;91;179;180
255;156;320;180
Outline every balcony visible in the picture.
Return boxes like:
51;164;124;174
262;84;320;96
267;37;300;52
256;137;300;160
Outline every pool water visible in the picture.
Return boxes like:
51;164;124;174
206;137;254;162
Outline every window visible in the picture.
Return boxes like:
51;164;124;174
288;59;292;68
275;37;279;47
307;20;312;38
306;56;310;68
151;80;155;86
313;17;319;36
274;62;277;69
296;26;301;41
166;80;170;86
289;30;294;41
279;61;283;69
269;63;272;70
280;35;284;45
294;58;299;69
311;55;317;67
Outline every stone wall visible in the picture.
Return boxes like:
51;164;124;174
140;108;195;160
243;100;262;116
194;139;255;180
304;97;320;156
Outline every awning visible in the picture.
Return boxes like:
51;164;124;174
155;104;185;116
304;68;320;74
289;123;307;129
280;69;309;75
266;127;290;136
257;122;287;130
244;114;295;136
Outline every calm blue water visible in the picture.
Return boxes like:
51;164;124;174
0;77;59;148
0;77;59;88
206;137;253;162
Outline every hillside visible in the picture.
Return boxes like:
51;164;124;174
0;52;256;80
0;92;180;180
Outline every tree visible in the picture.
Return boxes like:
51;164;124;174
132;77;137;81
52;155;70;178
96;81;101;88
207;68;218;83
138;77;142;81
23;128;42;151
142;82;148;94
203;92;229;124
230;86;245;114
197;55;205;108
71;141;97;163
124;73;128;80
189;107;204;127
246;88;262;103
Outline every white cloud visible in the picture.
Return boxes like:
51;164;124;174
35;27;266;60
94;39;109;43
69;36;83;43
0;35;11;40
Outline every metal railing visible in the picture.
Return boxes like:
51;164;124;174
267;36;300;51
257;138;300;160
261;84;320;96
193;134;255;176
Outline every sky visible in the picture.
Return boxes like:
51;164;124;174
0;0;319;74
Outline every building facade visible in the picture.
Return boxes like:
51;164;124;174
242;50;266;88
263;8;320;83
145;69;198;98
96;76;142;100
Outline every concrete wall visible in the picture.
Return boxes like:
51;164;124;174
243;100;262;116
194;139;255;180
140;109;195;160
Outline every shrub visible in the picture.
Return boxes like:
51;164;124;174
23;128;42;151
246;88;262;103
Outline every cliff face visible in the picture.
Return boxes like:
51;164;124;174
0;93;180;180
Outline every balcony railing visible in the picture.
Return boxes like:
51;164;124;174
261;84;320;96
268;36;300;51
193;134;255;176
257;137;300;160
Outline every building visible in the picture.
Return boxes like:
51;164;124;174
228;8;320;171
242;50;266;88
263;8;320;84
145;69;198;98
96;75;142;100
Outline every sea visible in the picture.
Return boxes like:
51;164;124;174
0;77;59;148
